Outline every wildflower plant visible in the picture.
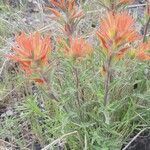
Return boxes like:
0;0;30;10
97;11;139;107
136;38;150;60
48;0;84;37
58;36;93;58
97;11;139;60
3;0;150;149
7;32;51;83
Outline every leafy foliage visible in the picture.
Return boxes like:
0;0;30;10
0;0;150;150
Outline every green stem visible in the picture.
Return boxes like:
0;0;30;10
143;16;150;42
73;66;81;108
39;72;59;102
104;55;112;106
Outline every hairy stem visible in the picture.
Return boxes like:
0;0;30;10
73;66;81;107
104;55;112;106
143;16;150;42
39;72;59;102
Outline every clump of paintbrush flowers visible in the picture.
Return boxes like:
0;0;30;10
5;0;150;149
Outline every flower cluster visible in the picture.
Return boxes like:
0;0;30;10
48;0;83;37
60;37;92;58
7;0;150;86
97;11;139;60
49;0;92;59
7;32;50;83
136;39;150;60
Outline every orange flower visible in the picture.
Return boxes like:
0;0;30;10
48;0;83;36
60;37;92;58
136;39;150;60
49;0;83;19
32;78;45;84
48;7;61;17
7;32;50;82
97;11;139;59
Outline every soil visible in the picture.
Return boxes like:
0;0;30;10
121;129;150;150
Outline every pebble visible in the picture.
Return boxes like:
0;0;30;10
22;18;27;22
1;113;6;118
33;142;41;150
6;110;13;116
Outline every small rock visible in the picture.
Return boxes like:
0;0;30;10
22;18;27;22
35;19;40;23
1;113;6;118
138;0;145;4
6;110;13;116
34;142;41;150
